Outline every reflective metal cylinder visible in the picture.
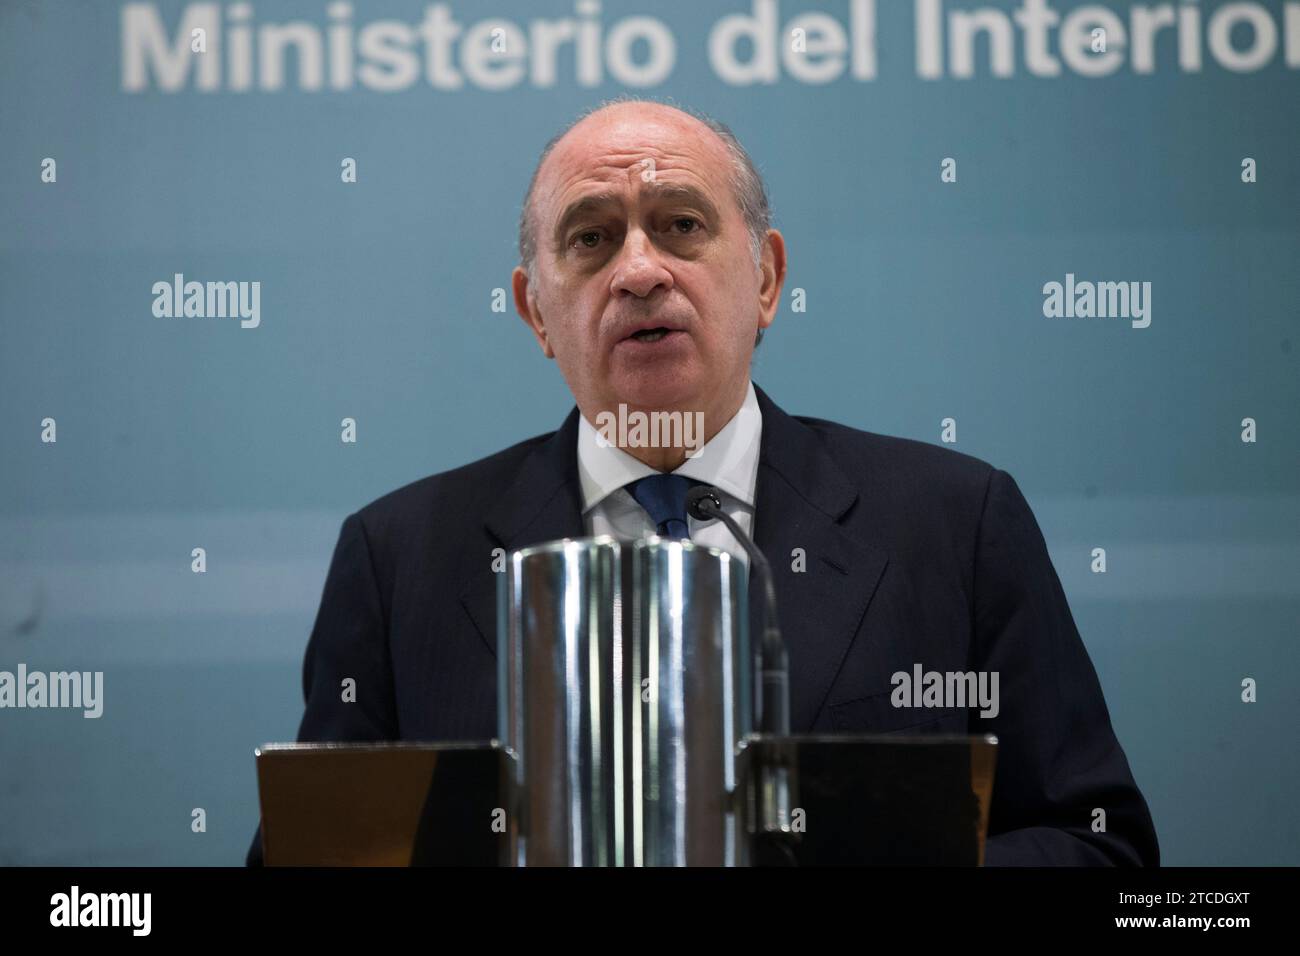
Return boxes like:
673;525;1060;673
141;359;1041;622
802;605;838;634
498;537;625;866
498;536;750;866
628;537;750;866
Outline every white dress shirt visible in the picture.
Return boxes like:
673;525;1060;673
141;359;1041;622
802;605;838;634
576;380;762;566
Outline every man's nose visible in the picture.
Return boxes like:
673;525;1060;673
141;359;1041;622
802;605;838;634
610;228;673;299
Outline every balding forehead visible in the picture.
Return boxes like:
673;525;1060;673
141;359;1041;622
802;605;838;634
519;101;763;271
566;102;725;149
538;103;733;193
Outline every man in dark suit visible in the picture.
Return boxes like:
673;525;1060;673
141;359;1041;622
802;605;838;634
247;99;1157;866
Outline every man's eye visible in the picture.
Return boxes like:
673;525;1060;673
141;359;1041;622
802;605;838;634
574;231;602;249
671;217;699;234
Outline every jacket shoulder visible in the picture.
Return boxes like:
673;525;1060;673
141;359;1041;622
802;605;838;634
350;429;555;535
788;414;1007;570
795;414;997;489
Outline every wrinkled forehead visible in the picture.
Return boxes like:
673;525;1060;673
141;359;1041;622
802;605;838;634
534;108;737;225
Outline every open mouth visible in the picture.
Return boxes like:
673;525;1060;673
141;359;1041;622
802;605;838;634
628;327;676;343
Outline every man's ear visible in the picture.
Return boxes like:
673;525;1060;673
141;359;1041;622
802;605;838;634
756;229;787;336
512;265;554;358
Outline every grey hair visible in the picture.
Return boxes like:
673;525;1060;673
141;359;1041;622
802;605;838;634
517;96;774;285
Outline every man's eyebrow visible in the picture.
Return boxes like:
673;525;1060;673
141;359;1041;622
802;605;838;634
550;184;722;248
643;183;719;215
552;191;623;248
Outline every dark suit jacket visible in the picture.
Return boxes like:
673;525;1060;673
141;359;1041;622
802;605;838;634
246;384;1158;866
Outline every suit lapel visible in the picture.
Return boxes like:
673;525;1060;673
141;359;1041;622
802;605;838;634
459;407;586;656
749;385;890;732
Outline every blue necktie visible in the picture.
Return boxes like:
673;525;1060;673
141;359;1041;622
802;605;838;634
626;474;702;540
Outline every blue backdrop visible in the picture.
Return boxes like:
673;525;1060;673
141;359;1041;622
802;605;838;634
1;0;1296;864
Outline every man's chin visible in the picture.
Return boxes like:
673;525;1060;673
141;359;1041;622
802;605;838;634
604;371;703;416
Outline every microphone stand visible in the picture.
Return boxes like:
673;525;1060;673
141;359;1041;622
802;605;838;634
686;486;796;857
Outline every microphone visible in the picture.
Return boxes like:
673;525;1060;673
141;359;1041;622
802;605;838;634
686;485;789;737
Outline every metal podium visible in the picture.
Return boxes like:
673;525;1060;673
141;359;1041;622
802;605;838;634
255;536;997;866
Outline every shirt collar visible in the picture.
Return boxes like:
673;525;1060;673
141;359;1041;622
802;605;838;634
577;380;762;513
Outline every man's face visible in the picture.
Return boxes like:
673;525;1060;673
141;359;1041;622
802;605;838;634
513;104;784;436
